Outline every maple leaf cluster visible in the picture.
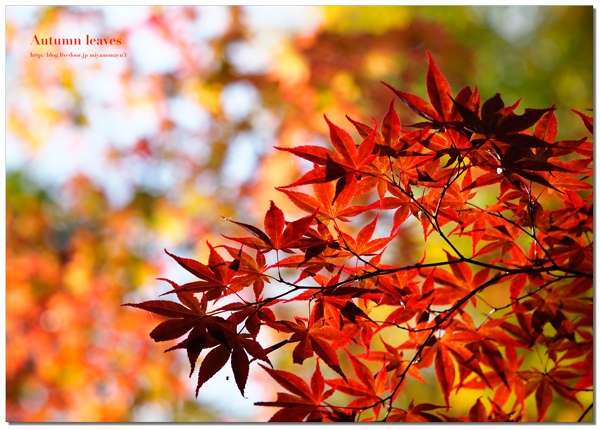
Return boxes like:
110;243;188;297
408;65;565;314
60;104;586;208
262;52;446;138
124;52;593;422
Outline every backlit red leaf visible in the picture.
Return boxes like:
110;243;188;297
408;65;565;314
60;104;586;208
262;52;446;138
572;109;593;135
382;99;401;146
426;50;453;121
383;82;439;122
534;111;557;143
435;345;455;409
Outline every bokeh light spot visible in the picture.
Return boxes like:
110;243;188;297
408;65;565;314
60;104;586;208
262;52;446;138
40;309;62;333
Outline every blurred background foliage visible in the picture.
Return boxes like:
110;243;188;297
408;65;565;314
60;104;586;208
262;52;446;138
5;5;592;422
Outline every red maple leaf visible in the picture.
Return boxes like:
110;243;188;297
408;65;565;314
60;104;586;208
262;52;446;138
256;361;334;422
225;201;317;253
326;355;389;418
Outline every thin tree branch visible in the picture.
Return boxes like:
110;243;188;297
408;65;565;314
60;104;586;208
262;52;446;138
578;402;593;422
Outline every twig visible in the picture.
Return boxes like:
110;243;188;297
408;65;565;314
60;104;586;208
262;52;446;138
578;402;593;422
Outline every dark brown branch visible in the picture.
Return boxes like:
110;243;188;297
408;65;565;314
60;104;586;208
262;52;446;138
578;402;593;422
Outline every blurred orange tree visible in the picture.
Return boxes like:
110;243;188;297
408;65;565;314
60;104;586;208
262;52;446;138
6;5;592;422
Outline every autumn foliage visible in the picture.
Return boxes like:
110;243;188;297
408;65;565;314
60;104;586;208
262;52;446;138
124;52;593;422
